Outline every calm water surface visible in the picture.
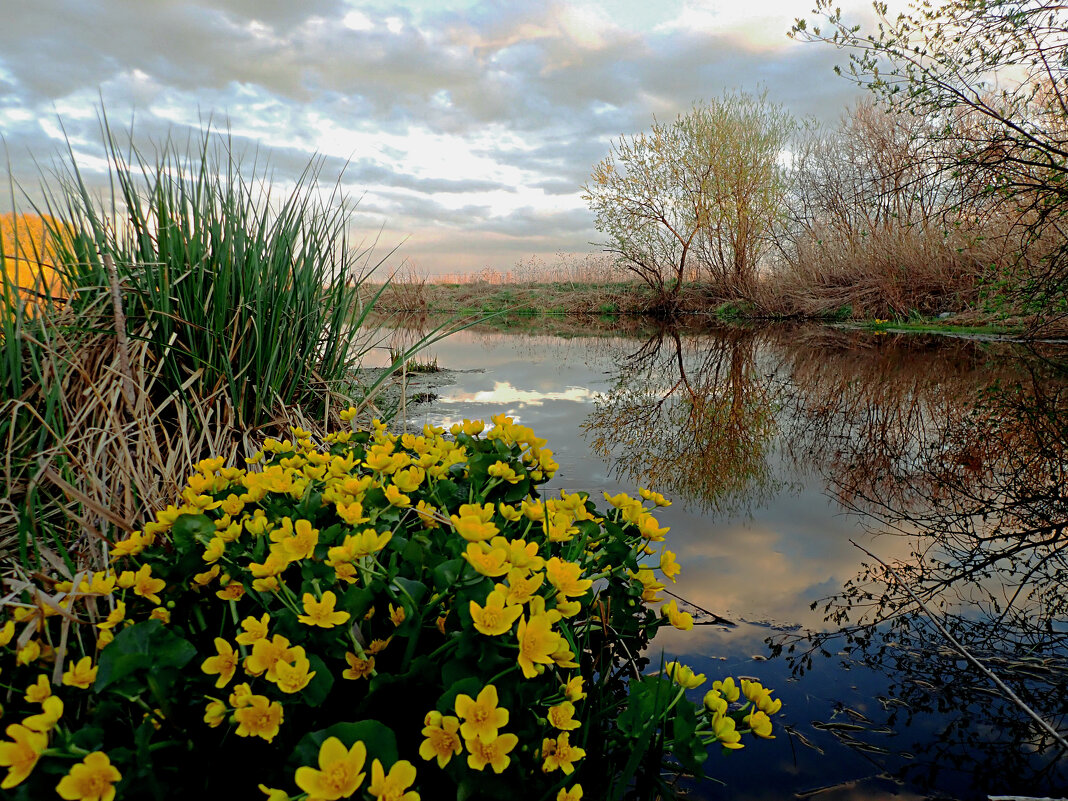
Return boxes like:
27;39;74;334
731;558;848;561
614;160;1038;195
373;322;1068;801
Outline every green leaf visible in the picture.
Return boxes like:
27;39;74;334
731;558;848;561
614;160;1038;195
302;654;335;707
432;558;463;592
95;620;196;694
171;514;214;555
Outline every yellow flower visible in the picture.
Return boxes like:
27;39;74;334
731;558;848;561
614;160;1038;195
564;675;586;702
258;785;290;801
391;466;425;493
498;568;544;606
419;711;462;768
557;786;583;801
703;691;728;717
273;652;316;694
281;519;320;561
245;635;293;680
24;675;51;704
0;724;47;789
22;696;63;732
131;564;166;604
234;695;284;742
660;600;693;631
638;487;671;507
454;684;509;744
236;613;270;646
389;604;406;627
295;737;367;800
202;537;226;564
517;613;562;679
203;699;227;728
342;653;375;681
555;599;581;618
414;500;440;528
541;732;586;774
461;542;510;577
659;549;680;582
56;751;122;801
487;461;521;483
201;639;239;688
711;677;740;703
740;679;775;709
465;732;518;774
333;529;393;561
709;713;744;749
469;591;523;637
450;514;498;542
62;656;98;690
16;640;40;666
547;701;580;731
545;558;592;598
0;621;14;647
367;758;419;801
744;710;775;738
636;514;669;542
215;581;245;602
229;682;254;708
192;565;220;586
497;503;523;522
298;592;351;628
664;661;705;689
384;485;411;508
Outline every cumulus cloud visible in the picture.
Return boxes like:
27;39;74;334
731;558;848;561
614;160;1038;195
0;0;877;273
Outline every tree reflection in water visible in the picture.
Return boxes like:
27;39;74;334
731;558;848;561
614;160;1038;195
773;334;1068;793
582;325;783;515
584;325;1068;794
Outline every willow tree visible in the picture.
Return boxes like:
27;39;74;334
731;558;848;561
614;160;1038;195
583;93;794;309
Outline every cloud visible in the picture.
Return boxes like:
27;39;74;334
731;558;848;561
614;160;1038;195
1;0;873;273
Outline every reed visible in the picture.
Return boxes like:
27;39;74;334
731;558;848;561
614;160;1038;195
0;121;440;572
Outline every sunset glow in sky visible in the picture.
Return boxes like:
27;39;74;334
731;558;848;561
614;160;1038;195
1;1;895;275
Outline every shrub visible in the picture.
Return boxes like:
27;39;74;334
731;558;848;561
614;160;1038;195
0;416;777;799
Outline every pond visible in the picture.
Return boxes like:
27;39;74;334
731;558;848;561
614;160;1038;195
369;319;1068;801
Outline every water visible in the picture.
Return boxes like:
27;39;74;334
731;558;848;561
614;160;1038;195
371;320;1068;800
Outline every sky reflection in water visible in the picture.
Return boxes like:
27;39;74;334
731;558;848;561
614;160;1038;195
376;323;1068;800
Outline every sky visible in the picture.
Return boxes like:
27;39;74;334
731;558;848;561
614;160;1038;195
0;0;893;277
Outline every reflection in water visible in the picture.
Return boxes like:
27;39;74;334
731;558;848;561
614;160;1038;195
768;337;1068;793
374;317;1068;798
579;325;1068;795
583;326;783;515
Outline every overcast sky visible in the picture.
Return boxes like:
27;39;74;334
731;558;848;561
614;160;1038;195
0;0;890;276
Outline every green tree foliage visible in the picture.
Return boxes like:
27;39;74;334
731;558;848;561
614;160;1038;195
583;94;794;309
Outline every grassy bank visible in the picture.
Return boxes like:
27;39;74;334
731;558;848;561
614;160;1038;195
366;278;1060;338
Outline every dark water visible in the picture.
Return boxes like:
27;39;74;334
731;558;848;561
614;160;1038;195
374;321;1068;800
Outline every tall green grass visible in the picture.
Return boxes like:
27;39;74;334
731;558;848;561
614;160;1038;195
1;121;452;572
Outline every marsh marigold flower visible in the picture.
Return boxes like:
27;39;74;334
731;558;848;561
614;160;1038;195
0;724;46;789
664;661;705;689
466;732;518;774
744;710;775;739
547;701;580;731
236;613;270;646
295;737;367;800
245;635;292;680
201;639;238;688
469;590;522;637
558;786;583;801
564;675;586;702
419;711;462;768
234;695;283;742
541;732;585;775
298;592;351;628
343;652;375;680
24;675;51;704
461;542;510;577
368;758;420;801
545;558;592;598
55;751;121;801
62;654;98;689
709;714;744;749
660;600;694;631
455;685;509;744
517;613;561;679
23;696;63;732
203;699;227;728
131;564;165;604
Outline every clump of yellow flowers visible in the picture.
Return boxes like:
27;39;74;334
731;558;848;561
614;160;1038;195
0;414;777;799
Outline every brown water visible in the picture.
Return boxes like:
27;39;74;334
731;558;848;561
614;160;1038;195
372;321;1068;800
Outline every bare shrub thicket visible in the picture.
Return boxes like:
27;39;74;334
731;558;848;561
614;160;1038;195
767;101;1018;317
